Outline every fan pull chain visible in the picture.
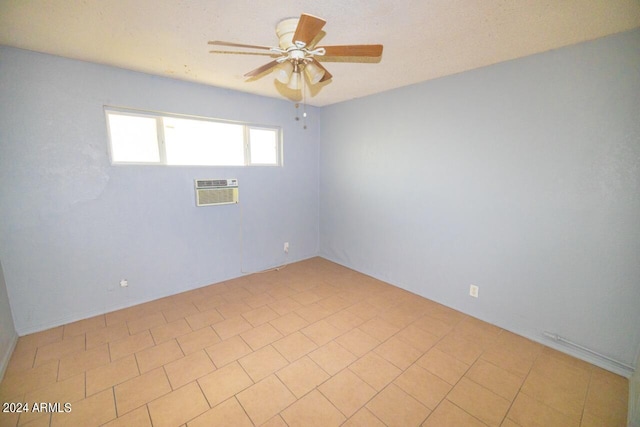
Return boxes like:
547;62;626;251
302;74;307;130
293;75;308;130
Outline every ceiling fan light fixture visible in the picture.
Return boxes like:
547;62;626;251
304;61;325;84
275;61;294;84
286;69;302;90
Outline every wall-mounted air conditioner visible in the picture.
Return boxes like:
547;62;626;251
195;179;239;206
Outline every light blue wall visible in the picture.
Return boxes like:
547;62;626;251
0;259;17;380
319;29;640;374
0;47;320;335
2;30;639;377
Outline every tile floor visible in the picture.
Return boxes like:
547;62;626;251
0;257;629;427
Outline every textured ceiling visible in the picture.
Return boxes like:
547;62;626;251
1;0;639;106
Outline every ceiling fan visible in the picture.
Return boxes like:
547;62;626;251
208;13;383;91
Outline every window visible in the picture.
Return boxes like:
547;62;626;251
107;113;160;163
105;107;282;166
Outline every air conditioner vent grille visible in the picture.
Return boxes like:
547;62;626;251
195;178;238;206
195;178;238;188
196;179;228;188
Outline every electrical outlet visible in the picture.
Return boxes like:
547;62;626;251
469;285;479;298
284;242;289;253
120;279;129;288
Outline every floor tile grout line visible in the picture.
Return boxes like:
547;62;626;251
444;399;491;426
579;370;593;427
531;351;594;412
111;385;118;420
232;394;257;427
144;403;153;427
391;329;466;424
497;340;545;426
317;363;398;424
199;340;219;374
341;347;406;412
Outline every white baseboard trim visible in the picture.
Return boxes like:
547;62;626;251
0;333;18;382
533;334;634;378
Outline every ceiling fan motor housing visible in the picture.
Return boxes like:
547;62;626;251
276;18;300;50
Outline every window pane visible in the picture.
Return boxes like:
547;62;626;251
108;114;160;163
163;117;244;166
249;128;278;165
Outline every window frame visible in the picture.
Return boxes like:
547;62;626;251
105;106;283;167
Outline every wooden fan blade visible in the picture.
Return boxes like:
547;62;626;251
292;13;326;46
208;40;273;51
244;60;280;78
319;69;332;82
310;58;333;82
319;44;383;57
209;50;275;57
